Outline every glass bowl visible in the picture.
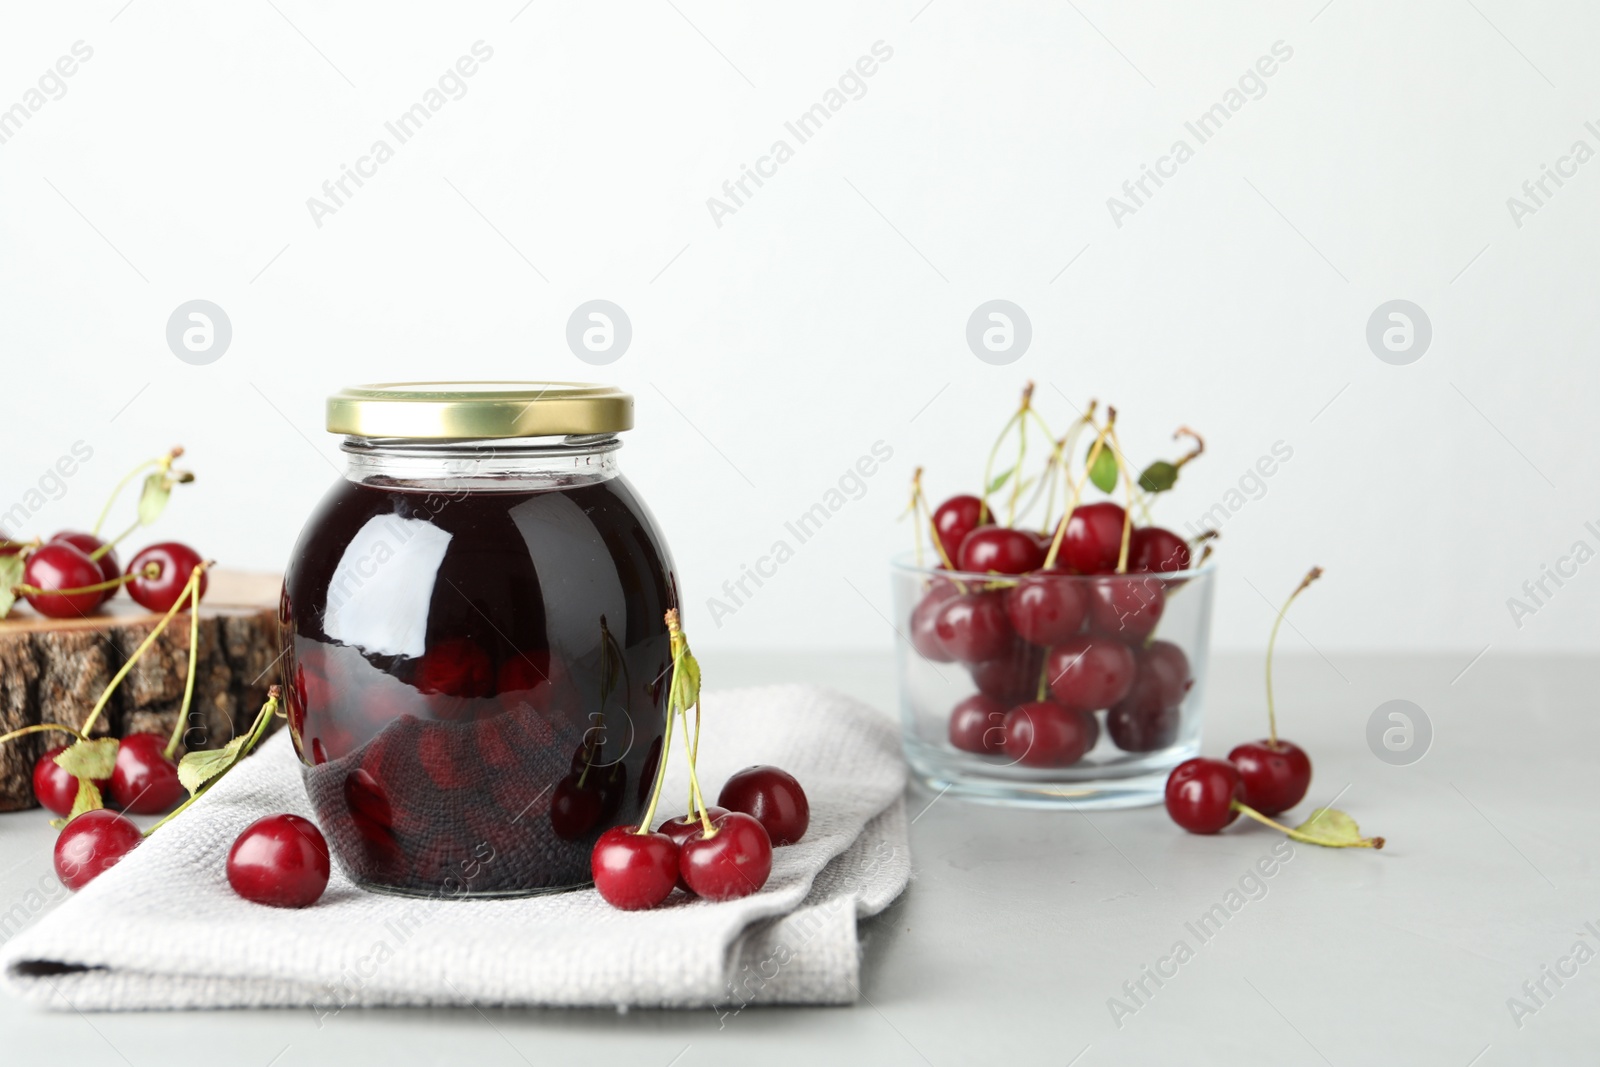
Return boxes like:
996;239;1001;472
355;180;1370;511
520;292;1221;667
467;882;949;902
891;553;1216;809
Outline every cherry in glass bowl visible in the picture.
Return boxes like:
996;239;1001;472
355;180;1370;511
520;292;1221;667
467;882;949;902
891;552;1215;809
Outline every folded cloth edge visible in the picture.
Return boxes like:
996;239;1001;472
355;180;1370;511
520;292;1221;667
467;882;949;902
2;684;911;1013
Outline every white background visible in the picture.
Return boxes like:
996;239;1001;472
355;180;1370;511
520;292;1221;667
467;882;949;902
1;0;1595;661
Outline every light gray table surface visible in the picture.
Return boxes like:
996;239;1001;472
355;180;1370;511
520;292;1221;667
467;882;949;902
0;650;1594;1066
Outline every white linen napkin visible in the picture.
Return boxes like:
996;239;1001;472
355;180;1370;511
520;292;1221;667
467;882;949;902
1;684;909;1013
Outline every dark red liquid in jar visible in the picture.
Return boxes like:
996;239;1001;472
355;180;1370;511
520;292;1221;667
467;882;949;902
281;473;676;896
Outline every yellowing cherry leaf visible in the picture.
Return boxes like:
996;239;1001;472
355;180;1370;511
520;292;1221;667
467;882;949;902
0;554;23;618
54;737;119;781
66;777;105;822
1293;807;1385;850
138;472;172;526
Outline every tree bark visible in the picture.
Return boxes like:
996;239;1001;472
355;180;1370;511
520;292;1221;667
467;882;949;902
0;571;283;811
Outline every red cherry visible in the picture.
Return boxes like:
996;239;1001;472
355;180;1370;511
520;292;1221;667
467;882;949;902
1165;758;1244;834
967;640;1043;703
54;808;143;890
550;771;604;840
1060;502;1127;575
1132;641;1192;710
416;724;474;789
658;806;730;893
1130;526;1191;573
1106;704;1180;752
934;592;1014;663
33;745;110;816
1045;636;1136;712
126;542;207;613
1006;574;1088;646
948;694;1008;754
1227;739;1312;815
636;735;664;805
591;825;680;910
472;711;523;772
1087;576;1166;641
342;766;397;847
108;732;185;814
957;525;1044;576
718;765;809;846
932;495;984;561
22;541;103;618
495;649;575;710
910;583;959;662
658;806;730;847
680;811;773;901
49;532;120;604
1001;701;1098;767
415;638;493;719
593;762;628;819
1106;641;1190;752
227;813;331;908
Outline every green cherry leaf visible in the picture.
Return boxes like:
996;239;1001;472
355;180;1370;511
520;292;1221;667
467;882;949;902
66;777;105;822
137;472;172;526
1137;460;1179;494
1294;807;1384;849
0;553;22;618
1086;444;1118;494
177;734;248;795
678;647;702;707
986;467;1014;495
54;737;119;781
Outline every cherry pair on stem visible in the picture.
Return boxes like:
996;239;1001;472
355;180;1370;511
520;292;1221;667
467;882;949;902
591;611;807;910
0;447;196;620
1164;567;1384;851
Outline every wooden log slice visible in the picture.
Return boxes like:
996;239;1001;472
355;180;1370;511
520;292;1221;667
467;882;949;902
0;571;284;811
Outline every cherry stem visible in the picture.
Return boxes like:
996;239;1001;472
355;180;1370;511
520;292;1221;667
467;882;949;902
679;691;715;835
1042;410;1115;571
164;567;205;760
90;518;142;561
1034;434;1066;532
634;695;675;836
907;468;926;571
90;447;183;539
1265;566;1323;747
77;566;206;739
91;461;157;538
664;609;715;835
13;563;158;599
0;722;84;746
1171;425;1204;469
910;468;959;573
144;686;279;838
978;382;1041;527
1044;404;1095;535
1105;418;1135;573
687;673;703;820
1230;800;1384;849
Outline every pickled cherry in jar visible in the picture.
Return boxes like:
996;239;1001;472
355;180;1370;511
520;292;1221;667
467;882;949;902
281;383;677;897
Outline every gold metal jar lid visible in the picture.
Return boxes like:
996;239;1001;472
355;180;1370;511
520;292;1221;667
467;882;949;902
326;382;633;439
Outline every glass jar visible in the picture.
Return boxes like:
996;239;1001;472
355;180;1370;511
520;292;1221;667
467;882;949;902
280;383;678;898
892;554;1216;809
